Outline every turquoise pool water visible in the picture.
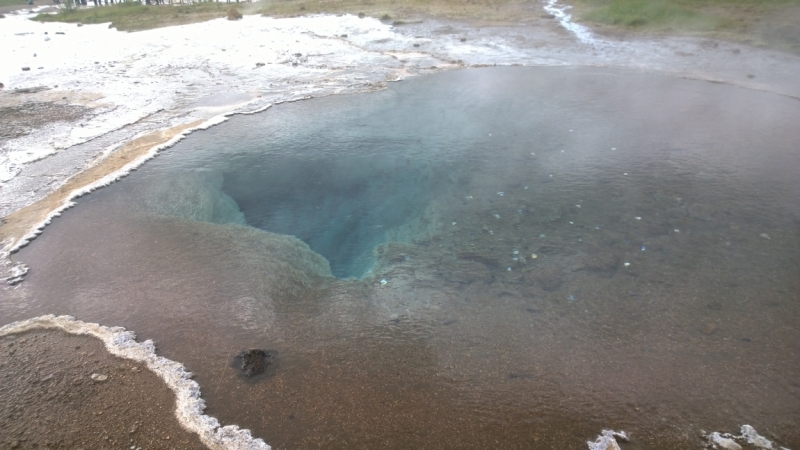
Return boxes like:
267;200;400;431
4;67;800;449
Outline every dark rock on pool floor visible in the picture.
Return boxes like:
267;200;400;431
235;349;274;377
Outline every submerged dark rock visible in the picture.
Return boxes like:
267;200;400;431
235;349;274;377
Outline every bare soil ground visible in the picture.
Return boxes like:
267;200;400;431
0;88;94;142
0;329;206;449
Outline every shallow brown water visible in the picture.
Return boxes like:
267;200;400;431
2;67;799;449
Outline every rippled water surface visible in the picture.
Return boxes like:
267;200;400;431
3;67;800;448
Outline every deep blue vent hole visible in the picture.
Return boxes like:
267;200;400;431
220;153;442;279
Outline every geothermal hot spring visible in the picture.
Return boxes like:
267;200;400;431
3;67;800;448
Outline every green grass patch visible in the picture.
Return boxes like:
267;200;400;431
30;0;541;31
571;0;800;53
32;1;244;30
573;0;800;31
0;0;28;8
255;0;533;22
579;0;706;29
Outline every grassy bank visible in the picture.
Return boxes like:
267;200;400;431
255;0;537;22
571;0;800;52
32;1;258;30
30;0;542;31
28;0;800;53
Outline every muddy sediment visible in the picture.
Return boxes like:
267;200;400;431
0;329;206;449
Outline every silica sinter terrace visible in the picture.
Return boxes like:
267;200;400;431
4;67;799;449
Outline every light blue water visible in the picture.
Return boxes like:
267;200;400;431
4;67;800;449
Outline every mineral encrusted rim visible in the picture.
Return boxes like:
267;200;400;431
0;314;271;450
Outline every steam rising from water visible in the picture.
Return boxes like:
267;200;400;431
4;67;800;449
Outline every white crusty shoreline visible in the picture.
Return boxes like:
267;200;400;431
1;4;799;449
3;4;800;276
1;315;790;450
0;314;271;450
3;2;800;220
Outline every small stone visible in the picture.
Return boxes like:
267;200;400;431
90;373;108;382
358;12;365;18
460;37;467;42
760;233;770;240
702;323;718;335
541;13;556;19
22;67;30;71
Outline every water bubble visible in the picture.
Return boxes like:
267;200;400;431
539;234;546;238
641;245;646;251
507;267;512;271
380;279;388;285
524;185;529;189
494;213;501;219
567;294;575;301
623;262;631;267
635;216;642;220
497;192;504;196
